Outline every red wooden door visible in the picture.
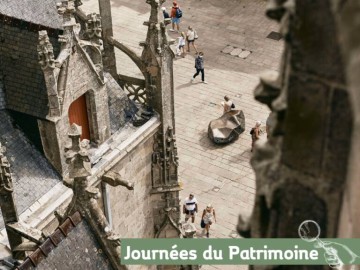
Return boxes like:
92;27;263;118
68;94;91;140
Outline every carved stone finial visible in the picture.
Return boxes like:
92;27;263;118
37;31;56;69
0;143;13;193
56;0;76;27
145;0;163;24
64;124;91;178
74;0;83;7
85;13;102;40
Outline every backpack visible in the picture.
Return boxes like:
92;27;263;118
176;8;183;18
250;128;254;135
231;103;235;109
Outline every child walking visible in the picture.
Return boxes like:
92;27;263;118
176;32;186;57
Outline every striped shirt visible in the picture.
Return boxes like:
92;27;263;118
184;197;197;211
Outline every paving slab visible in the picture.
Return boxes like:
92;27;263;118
222;45;235;54
230;48;243;56
239;50;252;59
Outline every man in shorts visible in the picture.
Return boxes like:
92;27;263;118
170;2;181;32
183;193;198;223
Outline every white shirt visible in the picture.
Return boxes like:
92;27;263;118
184;197;197;211
203;210;214;224
178;36;186;46
221;100;233;113
187;29;195;41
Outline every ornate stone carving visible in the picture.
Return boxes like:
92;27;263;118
151;127;179;188
143;0;172;56
165;127;178;185
151;133;164;188
57;0;76;27
37;31;56;69
124;81;147;105
0;143;24;259
65;124;91;179
37;30;62;118
61;124;130;269
74;0;82;7
0;144;13;194
143;0;180;240
152;152;163;187
85;13;102;41
102;171;134;190
155;192;181;238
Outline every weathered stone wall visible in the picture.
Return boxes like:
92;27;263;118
0;23;60;118
243;0;353;254
331;0;360;238
109;131;156;238
0;76;5;110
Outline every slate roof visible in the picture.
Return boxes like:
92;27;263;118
0;25;61;119
106;72;138;134
0;110;61;229
0;0;62;29
16;212;113;270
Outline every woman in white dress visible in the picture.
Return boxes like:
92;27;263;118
201;204;216;238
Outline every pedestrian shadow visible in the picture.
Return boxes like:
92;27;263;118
196;229;206;238
176;82;193;90
229;150;252;163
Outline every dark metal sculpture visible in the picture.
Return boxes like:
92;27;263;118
208;110;246;144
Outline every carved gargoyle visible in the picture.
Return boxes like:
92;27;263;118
102;171;134;190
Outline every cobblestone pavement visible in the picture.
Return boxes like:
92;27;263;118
81;1;283;269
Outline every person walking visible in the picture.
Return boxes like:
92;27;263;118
161;6;170;20
201;204;216;238
250;121;261;152
183;193;198;223
170;2;181;32
191;52;207;84
186;26;198;53
176;32;186;57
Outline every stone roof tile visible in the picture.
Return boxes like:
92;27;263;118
0;0;62;29
16;212;113;270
